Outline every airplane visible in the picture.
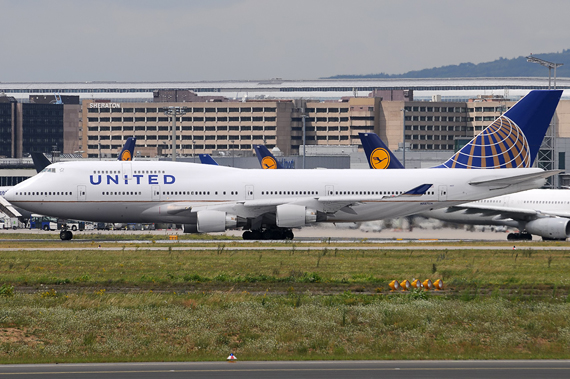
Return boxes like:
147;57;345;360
2;90;562;241
360;122;570;241
254;145;284;169
0;138;137;222
199;154;219;166
421;193;570;241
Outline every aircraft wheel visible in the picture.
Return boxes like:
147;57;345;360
283;229;294;240
60;230;73;241
250;230;262;240
522;232;532;241
242;230;252;240
507;233;518;241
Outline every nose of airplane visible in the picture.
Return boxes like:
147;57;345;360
3;187;16;202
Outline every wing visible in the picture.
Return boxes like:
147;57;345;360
469;170;562;188
189;184;433;216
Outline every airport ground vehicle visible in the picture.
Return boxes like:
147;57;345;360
29;214;58;231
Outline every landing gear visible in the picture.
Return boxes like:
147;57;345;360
507;232;532;241
59;230;73;241
242;228;294;240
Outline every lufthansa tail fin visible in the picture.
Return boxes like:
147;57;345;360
199;154;219;165
118;137;136;161
359;132;404;169
437;90;562;169
254;145;284;169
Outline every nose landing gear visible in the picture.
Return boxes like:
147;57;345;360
60;229;73;241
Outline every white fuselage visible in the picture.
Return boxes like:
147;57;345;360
422;189;570;227
4;161;548;225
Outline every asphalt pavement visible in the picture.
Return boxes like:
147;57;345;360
2;360;570;379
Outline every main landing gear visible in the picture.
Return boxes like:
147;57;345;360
59;226;73;241
242;228;294;240
507;232;532;241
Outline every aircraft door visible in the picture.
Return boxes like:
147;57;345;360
438;185;447;202
325;185;334;196
245;185;254;200
77;185;86;201
151;185;160;201
122;162;132;180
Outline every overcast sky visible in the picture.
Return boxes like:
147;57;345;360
1;0;569;82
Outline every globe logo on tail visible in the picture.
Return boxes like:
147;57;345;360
442;116;530;169
261;156;278;169
370;148;391;169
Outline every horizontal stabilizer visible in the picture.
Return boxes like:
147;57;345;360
469;170;561;187
0;196;21;218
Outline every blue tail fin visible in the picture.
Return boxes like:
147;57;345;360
118;137;136;161
199;154;219;165
254;145;284;169
359;132;404;169
437;90;562;169
30;153;52;173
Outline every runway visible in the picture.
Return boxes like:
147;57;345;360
2;360;570;379
0;244;568;252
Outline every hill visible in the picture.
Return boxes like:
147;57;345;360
326;50;570;79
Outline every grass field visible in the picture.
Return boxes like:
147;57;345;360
1;235;570;362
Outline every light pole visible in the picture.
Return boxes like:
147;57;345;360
526;55;563;188
301;113;307;169
401;108;407;168
164;106;187;161
526;55;563;89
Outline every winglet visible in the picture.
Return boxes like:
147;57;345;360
437;90;562;169
199;154;219;166
402;184;432;196
254;145;284;169
118;137;136;161
359;132;404;169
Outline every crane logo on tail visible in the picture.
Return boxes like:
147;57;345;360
370;148;391;169
120;150;132;161
261;156;278;169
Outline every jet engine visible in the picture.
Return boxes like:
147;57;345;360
275;204;318;228
525;218;570;240
182;210;243;233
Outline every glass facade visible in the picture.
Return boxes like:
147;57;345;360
0;103;13;158
21;104;64;155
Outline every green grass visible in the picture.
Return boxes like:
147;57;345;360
1;292;570;363
2;239;570;362
0;244;569;293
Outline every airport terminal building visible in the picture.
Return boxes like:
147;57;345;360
2;78;570;186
